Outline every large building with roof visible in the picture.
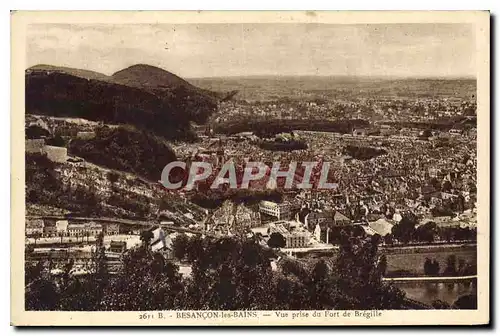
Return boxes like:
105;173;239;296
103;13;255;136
268;220;310;248
259;201;291;220
368;218;394;237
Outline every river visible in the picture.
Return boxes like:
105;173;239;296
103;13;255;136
396;281;477;305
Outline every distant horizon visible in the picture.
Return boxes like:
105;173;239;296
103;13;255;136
27;63;477;82
186;74;477;81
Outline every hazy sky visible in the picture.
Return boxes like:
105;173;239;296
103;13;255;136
26;23;476;78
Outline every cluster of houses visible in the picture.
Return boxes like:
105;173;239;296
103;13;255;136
25;218;120;238
243;197;477;250
25;138;68;163
25;117;99;164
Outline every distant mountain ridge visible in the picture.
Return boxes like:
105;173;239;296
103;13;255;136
25;63;233;139
27;64;110;81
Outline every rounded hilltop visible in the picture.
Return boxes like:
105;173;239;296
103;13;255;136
111;64;193;89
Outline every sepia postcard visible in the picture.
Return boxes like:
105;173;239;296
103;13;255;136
11;10;490;326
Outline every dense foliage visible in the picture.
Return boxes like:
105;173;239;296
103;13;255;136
25;125;50;139
214;118;370;136
258;139;308;151
189;189;283;209
343;145;388;160
379;116;476;132
390;213;476;244
69;126;177;182
25;233;408;311
25;154;101;215
25;69;213;140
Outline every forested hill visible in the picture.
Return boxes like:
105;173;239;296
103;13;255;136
25;64;229;140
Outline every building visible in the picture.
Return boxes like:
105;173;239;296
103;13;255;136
352;128;366;136
25;139;46;154
67;222;103;237
150;227;174;259
160;221;175;226
67;223;86;237
268;221;309;248
43;219;57;237
105;223;120;236
285;232;309;248
26;219;44;236
109;241;127;254
234;204;261;228
56;220;69;234
45;145;68;163
250;226;270;239
368;218;394;237
333;211;352;226
305;210;334;230
259;201;291;220
87;222;103;236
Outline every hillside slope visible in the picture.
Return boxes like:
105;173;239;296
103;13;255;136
112;64;237;102
68;125;177;182
25;64;221;139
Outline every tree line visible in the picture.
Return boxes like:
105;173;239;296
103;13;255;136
26;231;408;311
213;118;370;137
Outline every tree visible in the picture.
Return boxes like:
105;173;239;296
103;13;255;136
384;233;394;245
415;222;438;243
431;259;440;276
25;232;409;311
96;231;104;247
140;230;154;248
443;255;457;276
172;233;190;260
25;278;59;310
32;232;41;247
420;129;433;139
107;171;120;184
371;234;382;246
26;125;50;139
378;255;388;276
423;257;432;276
25;261;44;284
391;213;417;244
432;300;451;309
335;232;406;309
452;294;477;309
308;259;331;308
442;180;453;192
45;135;66;147
267;232;286;248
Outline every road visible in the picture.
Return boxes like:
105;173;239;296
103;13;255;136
383;275;477;284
